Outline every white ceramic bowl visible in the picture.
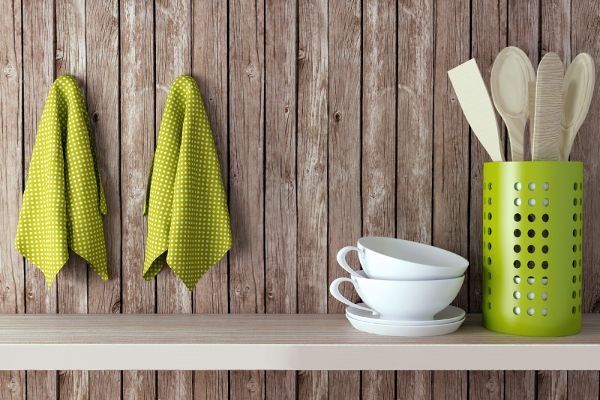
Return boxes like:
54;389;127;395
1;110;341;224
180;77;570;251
329;271;465;320
337;236;469;280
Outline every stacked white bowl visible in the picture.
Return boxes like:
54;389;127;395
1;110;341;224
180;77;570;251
329;237;469;337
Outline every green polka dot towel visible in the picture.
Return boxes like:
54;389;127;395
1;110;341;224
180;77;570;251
143;75;232;290
16;75;108;288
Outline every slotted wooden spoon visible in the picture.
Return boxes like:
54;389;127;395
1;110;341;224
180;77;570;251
532;53;564;161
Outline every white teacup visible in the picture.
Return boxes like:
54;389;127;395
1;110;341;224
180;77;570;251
329;271;464;320
337;236;468;280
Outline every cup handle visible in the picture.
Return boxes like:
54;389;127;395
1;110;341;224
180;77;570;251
329;277;378;315
336;246;362;277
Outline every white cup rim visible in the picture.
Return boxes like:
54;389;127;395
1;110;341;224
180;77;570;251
357;236;469;270
351;270;465;283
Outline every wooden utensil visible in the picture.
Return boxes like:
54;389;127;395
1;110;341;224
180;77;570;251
448;59;503;162
532;53;564;160
560;53;595;160
529;80;536;152
491;47;536;161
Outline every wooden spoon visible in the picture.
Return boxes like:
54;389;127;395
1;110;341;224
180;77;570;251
491;47;536;161
448;59;503;162
532;53;564;161
560;53;595;160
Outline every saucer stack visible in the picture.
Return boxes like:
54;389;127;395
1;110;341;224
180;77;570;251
329;237;469;337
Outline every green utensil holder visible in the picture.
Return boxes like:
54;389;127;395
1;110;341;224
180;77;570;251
482;161;583;336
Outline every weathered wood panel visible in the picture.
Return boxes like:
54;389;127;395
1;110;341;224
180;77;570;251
2;0;600;398
328;0;362;398
55;0;89;398
85;0;121;399
154;0;193;399
120;0;156;398
297;0;329;397
432;0;470;398
0;0;24;398
361;0;396;398
228;0;265;397
191;0;230;398
22;0;57;398
469;0;507;395
265;0;298;398
396;0;434;394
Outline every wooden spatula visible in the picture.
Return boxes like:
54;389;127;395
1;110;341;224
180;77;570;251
448;59;503;162
532;53;564;160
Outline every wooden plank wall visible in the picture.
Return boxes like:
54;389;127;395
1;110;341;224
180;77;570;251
1;0;600;399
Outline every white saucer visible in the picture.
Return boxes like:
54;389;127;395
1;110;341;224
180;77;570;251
345;304;465;326
346;314;465;337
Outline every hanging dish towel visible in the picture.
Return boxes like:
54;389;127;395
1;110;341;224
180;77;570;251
15;75;108;288
143;75;232;290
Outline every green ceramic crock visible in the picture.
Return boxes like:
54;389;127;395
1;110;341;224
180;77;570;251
482;161;583;336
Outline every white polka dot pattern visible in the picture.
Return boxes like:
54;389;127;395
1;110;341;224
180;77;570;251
143;75;232;290
15;75;108;288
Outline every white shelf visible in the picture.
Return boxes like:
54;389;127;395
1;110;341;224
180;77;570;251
0;314;599;370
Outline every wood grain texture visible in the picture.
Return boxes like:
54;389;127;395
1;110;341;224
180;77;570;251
54;0;89;398
0;0;24;314
4;0;600;396
469;371;503;400
469;0;507;391
361;0;396;398
120;0;156;398
85;1;121;398
432;0;469;397
397;0;434;245
537;371;567;400
397;371;431;400
191;0;229;398
265;0;297;397
328;0;361;398
154;0;193;399
505;371;535;400
297;0;328;396
568;371;599;399
22;0;56;315
22;0;57;398
396;0;434;392
0;0;24;398
228;0;265;397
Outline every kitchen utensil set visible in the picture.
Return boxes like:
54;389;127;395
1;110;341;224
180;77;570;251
329;237;469;337
450;48;595;161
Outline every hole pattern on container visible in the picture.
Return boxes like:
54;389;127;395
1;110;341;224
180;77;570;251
487;180;583;322
514;229;521;238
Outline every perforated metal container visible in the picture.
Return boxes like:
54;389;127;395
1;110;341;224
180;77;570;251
482;161;583;336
